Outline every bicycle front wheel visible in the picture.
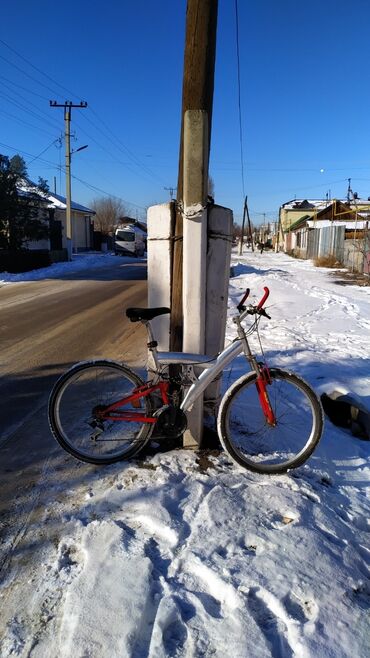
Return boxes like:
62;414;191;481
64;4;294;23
218;368;323;474
49;360;153;464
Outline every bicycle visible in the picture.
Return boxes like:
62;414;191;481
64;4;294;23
48;287;324;474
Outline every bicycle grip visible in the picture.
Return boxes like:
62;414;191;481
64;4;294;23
257;286;270;309
237;288;250;311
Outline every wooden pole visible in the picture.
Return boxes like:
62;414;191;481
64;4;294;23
246;197;254;251
170;0;218;351
238;195;247;255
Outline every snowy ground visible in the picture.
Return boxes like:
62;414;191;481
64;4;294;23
0;252;136;285
0;250;369;657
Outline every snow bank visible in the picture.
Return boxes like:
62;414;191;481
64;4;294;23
0;252;138;284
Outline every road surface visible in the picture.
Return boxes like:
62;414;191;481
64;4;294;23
0;258;148;452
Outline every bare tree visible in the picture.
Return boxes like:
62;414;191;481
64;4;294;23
91;197;126;235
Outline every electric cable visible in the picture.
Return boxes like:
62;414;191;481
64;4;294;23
234;0;245;198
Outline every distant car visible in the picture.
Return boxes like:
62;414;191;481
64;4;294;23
114;226;145;257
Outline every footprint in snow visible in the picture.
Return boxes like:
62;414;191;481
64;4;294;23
283;591;319;627
56;542;84;583
248;586;310;658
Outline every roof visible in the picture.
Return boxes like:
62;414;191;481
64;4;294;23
281;197;370;211
48;192;95;214
286;214;311;232
281;199;329;211
307;219;369;229
17;179;95;215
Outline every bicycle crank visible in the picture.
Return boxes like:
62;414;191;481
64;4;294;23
152;405;187;438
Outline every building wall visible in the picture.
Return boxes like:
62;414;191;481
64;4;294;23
73;213;92;252
56;209;93;252
280;208;317;233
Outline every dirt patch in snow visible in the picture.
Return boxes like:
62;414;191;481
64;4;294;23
331;269;370;286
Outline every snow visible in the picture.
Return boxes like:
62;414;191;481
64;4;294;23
0;252;136;284
1;250;370;657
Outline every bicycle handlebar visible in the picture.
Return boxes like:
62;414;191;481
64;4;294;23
257;286;270;309
237;288;250;312
237;286;271;319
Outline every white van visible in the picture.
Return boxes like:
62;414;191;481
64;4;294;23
114;225;146;257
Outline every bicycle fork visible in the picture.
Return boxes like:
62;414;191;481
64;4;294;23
235;318;277;427
255;366;276;426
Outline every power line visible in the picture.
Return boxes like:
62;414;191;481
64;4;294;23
234;0;245;197
0;89;61;132
0;38;80;101
71;174;146;211
0;140;148;211
26;138;61;166
0;39;168;190
0;52;65;98
0;75;50;101
0;109;57;138
87;106;168;186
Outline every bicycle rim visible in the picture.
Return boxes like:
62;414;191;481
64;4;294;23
218;369;323;474
49;361;152;463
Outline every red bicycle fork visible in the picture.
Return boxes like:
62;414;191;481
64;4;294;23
255;367;276;426
97;381;170;423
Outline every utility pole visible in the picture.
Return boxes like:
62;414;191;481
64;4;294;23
238;196;254;255
164;186;177;200
246;197;254;251
50;100;88;260
347;178;352;203
238;195;247;255
171;0;218;352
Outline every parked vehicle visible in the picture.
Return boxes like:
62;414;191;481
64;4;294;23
114;225;145;257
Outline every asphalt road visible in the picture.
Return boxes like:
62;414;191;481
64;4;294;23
0;259;148;447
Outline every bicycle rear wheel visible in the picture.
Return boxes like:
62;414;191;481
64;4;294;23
49;360;153;464
218;368;323;474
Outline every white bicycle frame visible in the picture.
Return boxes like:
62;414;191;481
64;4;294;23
143;308;258;413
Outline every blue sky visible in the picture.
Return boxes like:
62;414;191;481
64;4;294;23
1;0;370;225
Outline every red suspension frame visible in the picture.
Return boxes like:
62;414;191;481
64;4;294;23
96;381;169;424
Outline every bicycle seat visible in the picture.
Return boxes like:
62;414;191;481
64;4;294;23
126;307;170;322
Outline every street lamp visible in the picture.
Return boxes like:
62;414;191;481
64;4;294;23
71;144;88;156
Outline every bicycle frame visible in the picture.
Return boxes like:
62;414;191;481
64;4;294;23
99;290;277;427
97;341;243;423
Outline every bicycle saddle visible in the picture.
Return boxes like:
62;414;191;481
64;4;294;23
126;307;170;322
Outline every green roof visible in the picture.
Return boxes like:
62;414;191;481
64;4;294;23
286;214;310;232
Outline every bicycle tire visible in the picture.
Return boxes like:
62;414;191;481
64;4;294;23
217;368;323;474
48;360;153;464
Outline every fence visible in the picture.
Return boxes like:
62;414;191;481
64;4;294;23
301;226;369;274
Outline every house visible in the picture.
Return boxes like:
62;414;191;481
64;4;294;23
279;197;370;235
18;181;95;254
280;198;370;273
47;192;95;253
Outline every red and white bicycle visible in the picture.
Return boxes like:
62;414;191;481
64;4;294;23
48;287;323;474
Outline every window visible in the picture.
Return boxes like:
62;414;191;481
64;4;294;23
116;230;135;242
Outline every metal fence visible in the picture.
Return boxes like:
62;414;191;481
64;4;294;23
305;226;368;273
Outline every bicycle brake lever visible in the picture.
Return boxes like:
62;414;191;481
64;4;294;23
258;308;271;319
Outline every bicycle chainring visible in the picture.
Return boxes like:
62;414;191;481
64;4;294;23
153;405;187;438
